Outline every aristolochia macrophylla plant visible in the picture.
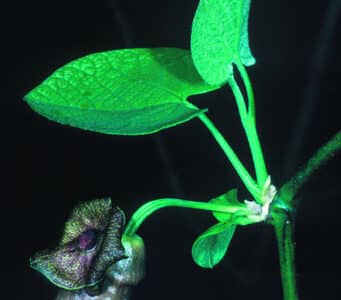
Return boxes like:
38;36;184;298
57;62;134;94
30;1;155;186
25;1;340;300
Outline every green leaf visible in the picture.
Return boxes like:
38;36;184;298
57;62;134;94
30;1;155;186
210;189;242;222
24;48;219;135
191;0;255;85
192;222;236;268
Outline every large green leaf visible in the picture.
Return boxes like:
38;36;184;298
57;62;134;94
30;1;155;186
24;48;218;135
192;222;236;268
191;0;255;85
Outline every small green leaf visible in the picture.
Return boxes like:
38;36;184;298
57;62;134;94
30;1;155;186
24;48;219;135
191;0;255;85
192;222;236;268
210;189;242;222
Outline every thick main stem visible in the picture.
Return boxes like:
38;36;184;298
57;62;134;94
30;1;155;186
270;129;341;300
280;130;341;207
274;215;298;300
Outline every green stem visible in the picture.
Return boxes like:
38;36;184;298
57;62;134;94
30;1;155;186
198;113;261;202
124;198;247;237
270;130;341;300
274;214;298;300
247;122;268;185
237;63;256;119
227;73;268;191
279;130;341;207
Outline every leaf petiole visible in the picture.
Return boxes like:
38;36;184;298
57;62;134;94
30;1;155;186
197;113;262;202
236;62;256;119
227;70;268;194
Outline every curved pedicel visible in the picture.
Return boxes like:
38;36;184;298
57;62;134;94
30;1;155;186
30;198;145;300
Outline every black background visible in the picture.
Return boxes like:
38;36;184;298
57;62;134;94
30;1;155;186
2;0;341;299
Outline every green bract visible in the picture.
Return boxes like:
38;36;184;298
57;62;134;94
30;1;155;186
191;0;255;85
210;189;242;222
24;48;219;135
192;222;236;268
